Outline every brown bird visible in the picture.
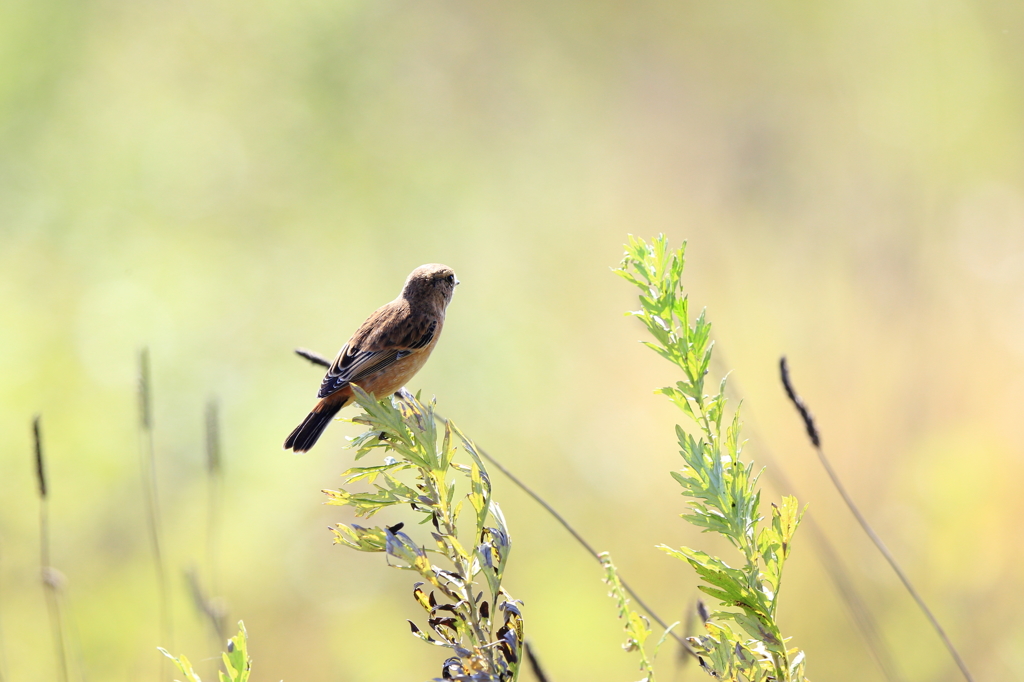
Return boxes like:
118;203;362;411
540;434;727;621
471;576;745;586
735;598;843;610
284;263;459;452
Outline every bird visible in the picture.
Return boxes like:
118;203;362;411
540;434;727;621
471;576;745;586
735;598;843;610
284;263;459;453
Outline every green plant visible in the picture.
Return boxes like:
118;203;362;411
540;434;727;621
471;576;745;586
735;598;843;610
326;386;523;681
600;551;677;682
615;235;807;682
159;621;250;682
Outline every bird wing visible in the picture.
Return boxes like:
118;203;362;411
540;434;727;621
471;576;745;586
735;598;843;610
318;317;437;399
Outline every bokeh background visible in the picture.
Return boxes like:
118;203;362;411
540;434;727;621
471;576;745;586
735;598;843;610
3;1;1024;680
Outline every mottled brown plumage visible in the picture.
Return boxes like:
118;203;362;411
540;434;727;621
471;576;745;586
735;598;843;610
284;264;458;452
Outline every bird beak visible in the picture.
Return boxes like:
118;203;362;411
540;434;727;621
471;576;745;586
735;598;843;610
455;278;461;286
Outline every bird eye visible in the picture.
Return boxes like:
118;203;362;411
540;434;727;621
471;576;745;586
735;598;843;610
446;274;455;284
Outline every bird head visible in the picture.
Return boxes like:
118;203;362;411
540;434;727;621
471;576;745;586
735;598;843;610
402;263;459;308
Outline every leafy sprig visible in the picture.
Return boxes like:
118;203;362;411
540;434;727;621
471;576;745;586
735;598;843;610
159;621;250;682
616;235;807;682
325;386;523;681
600;552;677;682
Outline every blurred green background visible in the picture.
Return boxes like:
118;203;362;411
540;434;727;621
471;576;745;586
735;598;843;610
2;0;1024;680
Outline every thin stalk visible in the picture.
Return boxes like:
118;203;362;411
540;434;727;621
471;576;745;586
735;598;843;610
715;352;903;682
138;350;173;674
184;569;226;650
780;356;975;682
204;399;226;643
34;416;69;682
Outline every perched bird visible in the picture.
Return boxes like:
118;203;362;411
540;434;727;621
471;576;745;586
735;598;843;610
284;263;459;453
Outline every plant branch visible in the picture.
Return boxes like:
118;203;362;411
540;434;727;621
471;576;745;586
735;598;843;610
617;235;805;680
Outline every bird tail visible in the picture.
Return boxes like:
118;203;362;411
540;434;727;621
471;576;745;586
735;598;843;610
284;399;345;452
